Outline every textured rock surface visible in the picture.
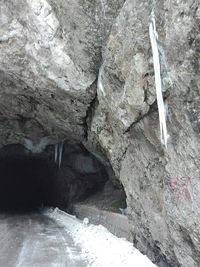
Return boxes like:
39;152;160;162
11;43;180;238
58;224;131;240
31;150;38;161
0;0;123;147
1;0;200;266
88;0;200;266
57;143;108;206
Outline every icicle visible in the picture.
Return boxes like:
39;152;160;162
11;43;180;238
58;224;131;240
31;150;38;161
149;11;169;148
54;142;63;168
54;144;58;164
97;65;105;96
58;142;63;168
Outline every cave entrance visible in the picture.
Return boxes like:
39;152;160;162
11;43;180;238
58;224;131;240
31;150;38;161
0;143;126;214
0;155;58;212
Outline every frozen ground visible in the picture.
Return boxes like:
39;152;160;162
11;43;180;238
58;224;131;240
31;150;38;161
48;208;157;267
0;212;87;267
0;208;157;267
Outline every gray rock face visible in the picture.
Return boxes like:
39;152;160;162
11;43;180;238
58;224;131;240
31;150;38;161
0;0;123;147
88;0;200;266
1;0;200;266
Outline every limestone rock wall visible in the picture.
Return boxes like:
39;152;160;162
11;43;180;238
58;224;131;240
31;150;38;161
88;0;200;266
0;0;123;147
1;0;200;266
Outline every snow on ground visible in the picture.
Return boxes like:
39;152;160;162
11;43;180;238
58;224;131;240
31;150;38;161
47;208;157;267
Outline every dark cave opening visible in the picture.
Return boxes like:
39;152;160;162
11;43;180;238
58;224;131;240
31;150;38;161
0;155;58;211
0;143;126;213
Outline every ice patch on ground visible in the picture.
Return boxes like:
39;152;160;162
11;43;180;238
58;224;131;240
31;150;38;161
46;208;157;267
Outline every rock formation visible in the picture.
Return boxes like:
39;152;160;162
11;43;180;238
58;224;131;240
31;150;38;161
1;0;200;266
0;0;124;147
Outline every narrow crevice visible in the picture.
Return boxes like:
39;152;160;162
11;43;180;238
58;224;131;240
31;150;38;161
123;93;170;134
82;80;98;141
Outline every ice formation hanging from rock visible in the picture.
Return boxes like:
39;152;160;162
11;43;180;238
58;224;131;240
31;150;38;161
97;65;105;96
24;137;50;153
149;11;169;148
54;142;63;168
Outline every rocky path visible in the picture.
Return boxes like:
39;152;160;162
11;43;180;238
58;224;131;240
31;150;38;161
0;212;87;267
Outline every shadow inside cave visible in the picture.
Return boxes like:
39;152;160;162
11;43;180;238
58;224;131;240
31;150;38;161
0;155;58;212
0;143;112;213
